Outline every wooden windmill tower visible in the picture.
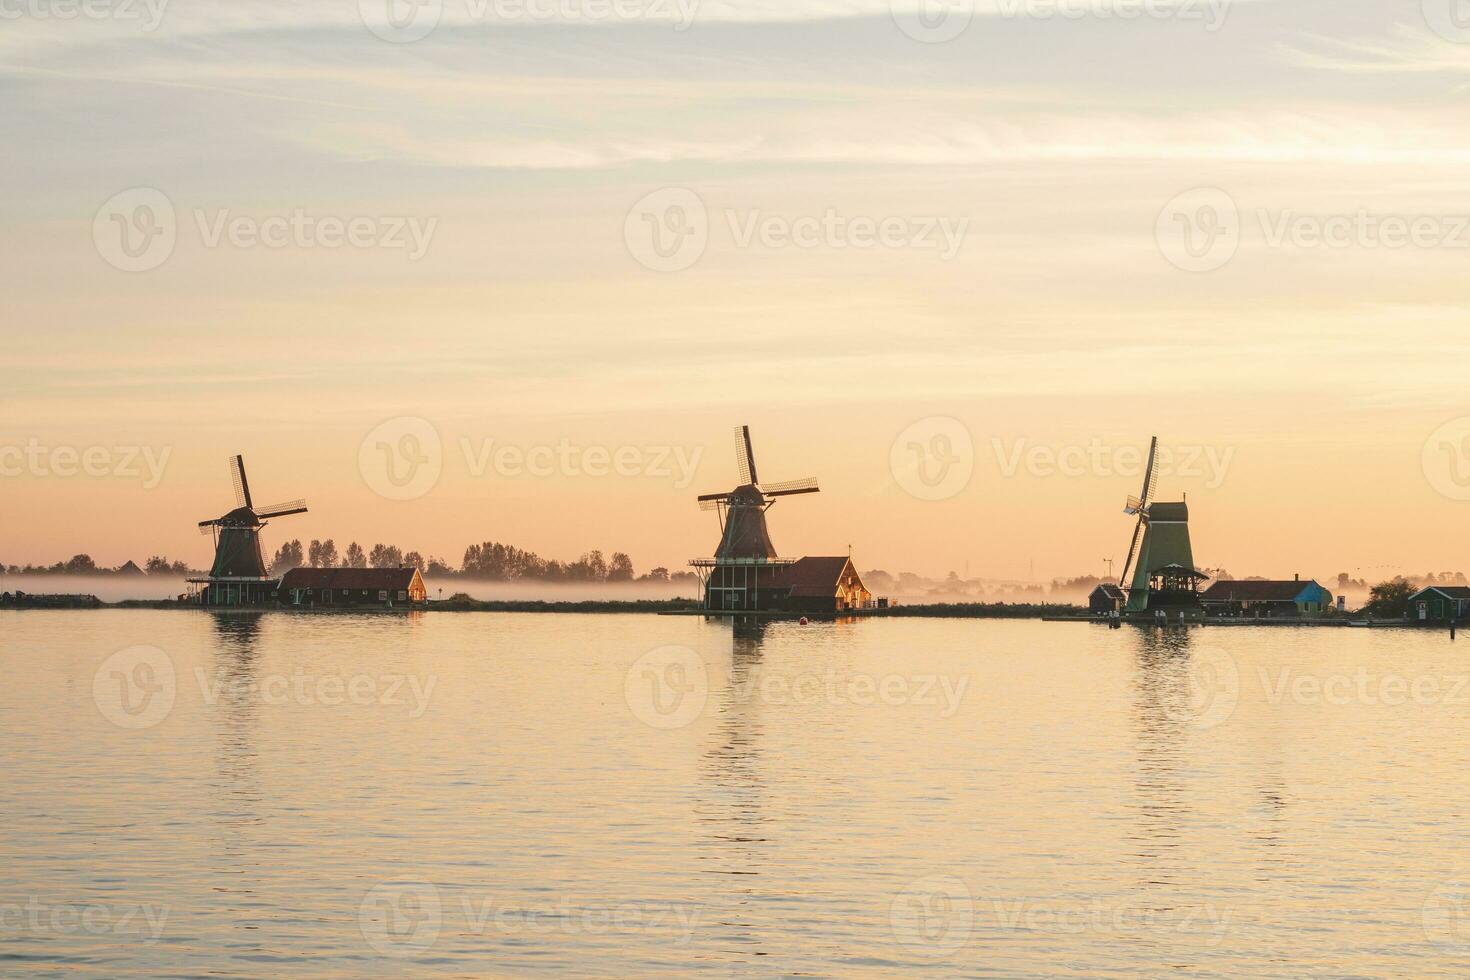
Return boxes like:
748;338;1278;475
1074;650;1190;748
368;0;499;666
1118;437;1208;616
193;455;308;606
691;426;820;610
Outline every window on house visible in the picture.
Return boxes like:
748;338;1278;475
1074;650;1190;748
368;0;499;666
379;590;388;601
398;591;407;600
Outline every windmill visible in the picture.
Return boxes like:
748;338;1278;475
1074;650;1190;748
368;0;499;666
1117;437;1206;614
697;426;819;560
198;455;308;582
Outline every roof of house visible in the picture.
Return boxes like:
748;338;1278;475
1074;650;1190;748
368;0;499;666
770;557;861;596
1410;586;1470;600
1201;579;1322;602
1091;584;1126;598
117;560;146;576
278;567;422;591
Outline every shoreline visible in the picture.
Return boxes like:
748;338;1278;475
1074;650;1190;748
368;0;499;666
6;598;1444;627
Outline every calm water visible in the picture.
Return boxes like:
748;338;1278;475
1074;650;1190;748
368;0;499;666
5;611;1470;977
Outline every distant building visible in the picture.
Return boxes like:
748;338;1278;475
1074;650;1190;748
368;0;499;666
697;556;874;614
770;557;873;614
1200;578;1334;618
1089;583;1125;615
1407;586;1470;622
277;567;428;608
117;560;146;577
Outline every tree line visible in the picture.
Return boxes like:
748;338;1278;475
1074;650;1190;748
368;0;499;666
266;538;696;584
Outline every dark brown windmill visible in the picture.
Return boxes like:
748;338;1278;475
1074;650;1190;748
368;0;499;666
697;426;819;560
197;455;308;592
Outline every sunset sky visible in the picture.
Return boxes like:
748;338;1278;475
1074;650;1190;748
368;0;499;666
4;0;1470;582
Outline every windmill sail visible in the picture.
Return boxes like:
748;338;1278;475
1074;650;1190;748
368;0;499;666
696;425;820;562
199;455;308;582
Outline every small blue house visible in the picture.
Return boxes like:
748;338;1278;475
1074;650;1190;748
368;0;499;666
1200;577;1335;618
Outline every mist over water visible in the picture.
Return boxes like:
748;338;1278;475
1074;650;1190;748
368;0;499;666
0;574;698;604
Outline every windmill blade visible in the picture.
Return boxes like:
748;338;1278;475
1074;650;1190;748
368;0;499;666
761;477;819;495
765;486;821;498
698;499;723;512
255;499;308;519
199;522;219;536
229;455;253;510
742;425;759;486
1118;513;1145;587
734;426;753;486
1137;436;1159;509
697;492;734;503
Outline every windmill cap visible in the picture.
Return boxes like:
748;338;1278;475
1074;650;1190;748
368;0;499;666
1147;501;1189;521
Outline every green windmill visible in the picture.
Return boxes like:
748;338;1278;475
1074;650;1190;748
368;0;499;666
1118;437;1208;616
